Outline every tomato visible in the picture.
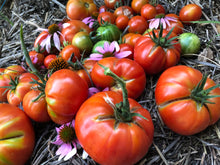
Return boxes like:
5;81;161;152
28;50;45;69
91;57;146;99
75;91;154;165
134;29;181;75
119;43;134;59
7;72;39;106
72;31;93;54
179;4;202;23
131;0;149;14
140;4;157;20
23;89;51;122
60;20;91;44
4;65;26;80
104;0;122;9
45;69;88;124
96;24;122;42
60;44;81;63
155;65;220;135
44;54;57;69
155;4;165;14
0;103;35;165
114;5;134;18
0;74;11;102
66;0;97;20
165;13;184;35
179;32;201;54
128;15;148;34
99;5;108;13
115;15;129;31
97;11;116;24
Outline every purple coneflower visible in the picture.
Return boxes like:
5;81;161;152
82;16;96;29
52;121;88;161
88;87;109;97
88;41;131;61
35;24;63;53
148;16;178;30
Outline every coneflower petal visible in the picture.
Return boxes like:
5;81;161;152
115;51;132;58
95;46;105;54
53;32;61;51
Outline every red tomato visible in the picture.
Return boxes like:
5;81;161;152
45;69;88;124
114;5;134;18
7;72;39;106
0;103;35;165
104;0;122;9
75;91;154;165
44;54;57;69
122;33;142;47
60;45;81;63
165;13;184;35
0;74;11;102
97;11;116;24
119;43;134;59
155;4;165;14
155;65;220;135
23;89;51;122
60;20;91;44
115;15;129;31
134;29;181;75
66;0;97;20
28;50;45;68
140;4;157;20
128;15;148;34
179;4;202;23
131;0;149;14
91;57;146;99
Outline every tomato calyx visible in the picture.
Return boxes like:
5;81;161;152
190;75;220;106
99;64;147;123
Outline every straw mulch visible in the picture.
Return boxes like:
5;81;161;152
0;0;220;165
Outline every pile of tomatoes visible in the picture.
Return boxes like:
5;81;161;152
0;0;220;165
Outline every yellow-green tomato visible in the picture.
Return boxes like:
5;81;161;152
179;32;200;54
72;31;93;55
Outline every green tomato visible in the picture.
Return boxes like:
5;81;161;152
72;31;93;55
96;24;121;42
92;40;110;53
179;32;200;54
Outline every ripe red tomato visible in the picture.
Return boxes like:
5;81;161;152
131;0;149;14
91;57;146;99
155;65;220;135
45;69;88;124
66;0;97;20
75;91;154;165
60;20;91;44
128;15;148;34
0;103;35;165
104;0;122;9
115;15;129;31
7;72;39;106
44;54;57;69
28;50;45;68
97;11;116;24
165;13;184;35
60;44;81;63
179;4;202;23
155;4;165;14
140;4;157;20
134;29;181;75
23;89;51;122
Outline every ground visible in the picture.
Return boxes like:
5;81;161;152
0;0;220;164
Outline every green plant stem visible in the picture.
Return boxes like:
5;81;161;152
20;25;46;84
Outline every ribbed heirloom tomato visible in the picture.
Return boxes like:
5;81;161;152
0;103;35;165
45;69;88;125
155;65;220;135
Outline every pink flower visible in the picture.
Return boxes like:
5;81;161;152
88;87;109;97
82;16;96;29
149;16;178;30
52;121;88;161
35;24;63;53
89;41;132;61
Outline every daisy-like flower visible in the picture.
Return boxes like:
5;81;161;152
89;41;132;61
52;121;88;161
35;24;63;53
82;16;96;29
148;15;178;30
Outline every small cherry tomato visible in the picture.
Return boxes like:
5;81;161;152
116;15;129;31
98;11;116;24
155;4;165;14
179;4;202;23
128;15;148;34
60;44;81;63
131;0;149;14
44;54;57;69
140;4;157;20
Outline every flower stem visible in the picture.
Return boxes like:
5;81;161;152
20;25;46;84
